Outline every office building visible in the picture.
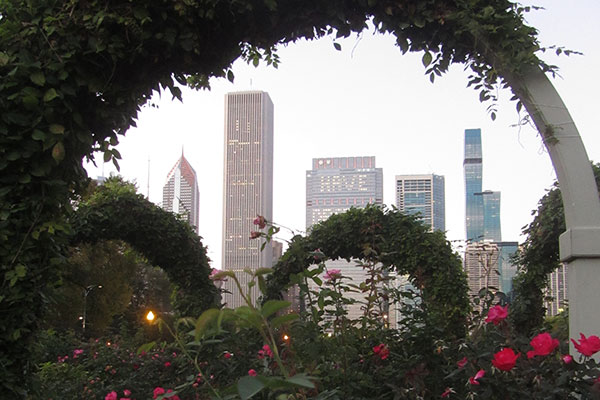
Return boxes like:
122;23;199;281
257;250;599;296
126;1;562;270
395;174;445;232
546;265;568;316
221;91;274;308
464;129;502;242
464;241;518;299
162;152;200;234
306;156;383;322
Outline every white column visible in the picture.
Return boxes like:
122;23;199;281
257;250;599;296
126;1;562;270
506;65;600;353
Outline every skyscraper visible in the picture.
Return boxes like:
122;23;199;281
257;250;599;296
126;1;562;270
395;174;445;232
464;128;501;242
221;91;274;308
162;152;200;234
306;156;383;321
306;156;383;229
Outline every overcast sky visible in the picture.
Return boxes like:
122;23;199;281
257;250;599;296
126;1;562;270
85;1;600;268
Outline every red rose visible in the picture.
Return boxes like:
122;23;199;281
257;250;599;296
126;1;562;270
248;369;257;376
492;348;520;371
485;305;508;325
456;357;468;368
562;354;573;364
571;333;600;357
373;343;390;360
253;216;266;229
527;332;559;359
468;369;485;385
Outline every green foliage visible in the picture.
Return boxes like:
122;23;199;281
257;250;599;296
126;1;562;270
0;0;558;393
266;205;470;339
511;163;600;334
70;177;219;317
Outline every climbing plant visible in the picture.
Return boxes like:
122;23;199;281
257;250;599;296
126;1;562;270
266;205;471;339
71;177;219;317
0;0;558;394
510;163;600;334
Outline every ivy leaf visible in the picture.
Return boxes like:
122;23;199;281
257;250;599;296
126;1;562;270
227;70;234;83
52;142;65;163
43;88;59;102
422;51;432;67
30;72;45;86
333;42;342;51
49;124;64;134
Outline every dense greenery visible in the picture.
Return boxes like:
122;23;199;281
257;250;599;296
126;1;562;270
511;163;600;334
0;0;563;394
71;177;219;317
267;205;470;338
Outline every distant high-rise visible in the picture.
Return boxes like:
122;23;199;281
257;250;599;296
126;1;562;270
464;241;518;299
221;91;274;308
306;156;383;321
546;265;568;316
306;156;383;229
162;152;200;234
464;128;501;242
395;174;445;232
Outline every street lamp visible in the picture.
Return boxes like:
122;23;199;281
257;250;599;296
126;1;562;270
82;284;102;333
146;310;155;322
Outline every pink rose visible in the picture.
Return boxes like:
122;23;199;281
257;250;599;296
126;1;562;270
571;333;600;357
153;387;165;399
562;354;573;364
468;369;485;385
166;389;180;400
324;269;342;282
253;216;266;229
258;344;273;359
123;389;131;396
373;344;390;360
485;305;508;325
492;348;520;371
224;351;232;359
164;361;171;367
441;387;454;397
248;369;257;376
527;332;559;359
456;357;468;368
105;391;118;400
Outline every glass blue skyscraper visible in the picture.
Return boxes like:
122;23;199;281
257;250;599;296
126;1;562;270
464;129;502;242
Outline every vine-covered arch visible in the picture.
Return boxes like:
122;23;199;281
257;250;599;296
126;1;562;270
71;181;219;316
266;206;470;338
2;0;597;393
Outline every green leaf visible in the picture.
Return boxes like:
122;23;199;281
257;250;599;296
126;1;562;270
270;313;299;328
49;124;64;134
261;300;291;318
422;51;432;67
43;88;59;102
52;142;65;163
237;376;265;400
195;308;220;339
333;42;342;51
30;72;45;86
32;130;46;141
227;70;234;83
285;374;315;389
136;341;156;355
0;52;9;66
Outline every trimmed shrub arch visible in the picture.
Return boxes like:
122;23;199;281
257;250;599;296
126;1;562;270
2;0;599;393
71;184;219;316
266;206;470;338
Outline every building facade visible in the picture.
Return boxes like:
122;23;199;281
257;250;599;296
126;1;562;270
464;241;518;299
305;156;383;322
395;174;445;232
221;91;274;308
464;128;502;242
162;152;200;234
306;156;383;229
546;265;568;316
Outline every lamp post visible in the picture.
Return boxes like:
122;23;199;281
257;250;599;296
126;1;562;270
82;284;102;333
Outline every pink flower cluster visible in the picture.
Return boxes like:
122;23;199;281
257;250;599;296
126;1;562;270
104;389;131;400
324;269;342;282
153;387;180;400
373;343;389;360
258;344;273;359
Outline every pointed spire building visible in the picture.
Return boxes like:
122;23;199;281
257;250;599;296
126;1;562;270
162;151;200;234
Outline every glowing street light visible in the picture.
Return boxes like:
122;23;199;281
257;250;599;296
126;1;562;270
146;310;155;322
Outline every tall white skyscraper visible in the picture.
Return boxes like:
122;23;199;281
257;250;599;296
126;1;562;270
162;152;200;234
221;91;274;308
395;174;445;232
305;156;383;321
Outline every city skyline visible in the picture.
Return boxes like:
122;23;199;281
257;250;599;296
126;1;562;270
221;91;274;308
83;1;600;269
